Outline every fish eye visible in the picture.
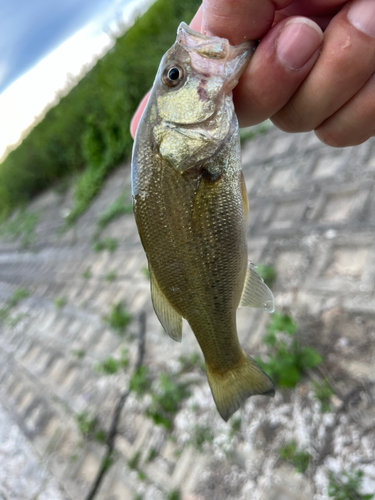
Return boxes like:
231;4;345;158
162;64;184;87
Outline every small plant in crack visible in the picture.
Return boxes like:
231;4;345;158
103;302;132;335
256;313;322;388
279;440;311;473
328;470;374;500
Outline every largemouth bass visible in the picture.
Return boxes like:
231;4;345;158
131;23;275;421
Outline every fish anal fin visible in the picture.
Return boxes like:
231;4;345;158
150;268;182;342
240;262;274;313
206;353;275;421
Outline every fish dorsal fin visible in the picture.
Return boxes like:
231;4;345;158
240;262;274;313
150;268;183;342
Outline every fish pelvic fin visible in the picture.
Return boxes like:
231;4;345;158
240;262;274;313
206;353;275;421
150;267;183;342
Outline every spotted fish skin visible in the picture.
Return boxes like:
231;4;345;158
131;23;275;421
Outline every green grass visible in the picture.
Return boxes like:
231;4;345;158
255;264;276;288
0;211;39;247
6;313;28;328
128;451;141;470
0;308;9;322
70;349;86;359
146;373;191;430
54;296;67;308
96;191;132;231
313;379;334;413
190;425;214;452
105;271;117;282
178;352;205;373
167;490;181;500
75;411;98;438
140;267;150;279
92;237;118;253
229;416;242;437
95;350;129;374
256;313;322;388
328;470;374;500
279;440;311;473
82;268;92;279
146;448;158;462
0;0;201;221
129;366;151;396
7;287;30;307
103;302;132;335
239;121;271;145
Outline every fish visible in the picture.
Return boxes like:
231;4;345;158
131;22;275;421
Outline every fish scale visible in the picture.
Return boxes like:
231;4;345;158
132;22;275;421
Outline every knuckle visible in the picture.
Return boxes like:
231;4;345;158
315;125;370;148
271;105;314;133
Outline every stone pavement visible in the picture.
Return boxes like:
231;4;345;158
0;126;374;500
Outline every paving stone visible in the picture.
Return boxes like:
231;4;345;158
1;129;375;499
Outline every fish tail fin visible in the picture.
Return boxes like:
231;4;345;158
206;352;275;421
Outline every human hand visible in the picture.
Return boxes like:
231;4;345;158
131;0;375;148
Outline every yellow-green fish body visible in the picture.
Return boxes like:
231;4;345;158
132;23;275;421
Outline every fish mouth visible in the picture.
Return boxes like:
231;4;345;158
177;22;256;92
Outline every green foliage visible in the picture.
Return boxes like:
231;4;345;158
96;191;132;232
0;0;201;219
229;416;242;437
146;374;190;430
129;366;150;396
279;440;311;473
54;296;67;308
255;264;276;288
178;352;204;373
92;237;118;253
94;429;107;444
128;451;141;470
313;379;334;413
95;350;129;374
239;122;271;145
190;425;214;452
76;411;98;438
167;489;181;500
82;268;92;279
0;211;38;247
70;349;86;359
101;452;115;472
257;313;322;388
0;306;28;328
105;271;117;282
328;470;374;500
140;267;150;279
7;287;30;307
0;308;9;322
6;313;28;328
146;448;158;462
103;302;132;335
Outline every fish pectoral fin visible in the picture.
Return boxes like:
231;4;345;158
150;269;182;342
206;353;275;421
239;262;274;313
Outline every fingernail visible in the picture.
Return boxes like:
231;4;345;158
348;0;375;37
276;18;323;70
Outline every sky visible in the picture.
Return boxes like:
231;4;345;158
0;0;153;161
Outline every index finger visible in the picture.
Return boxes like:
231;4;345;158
202;0;293;44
